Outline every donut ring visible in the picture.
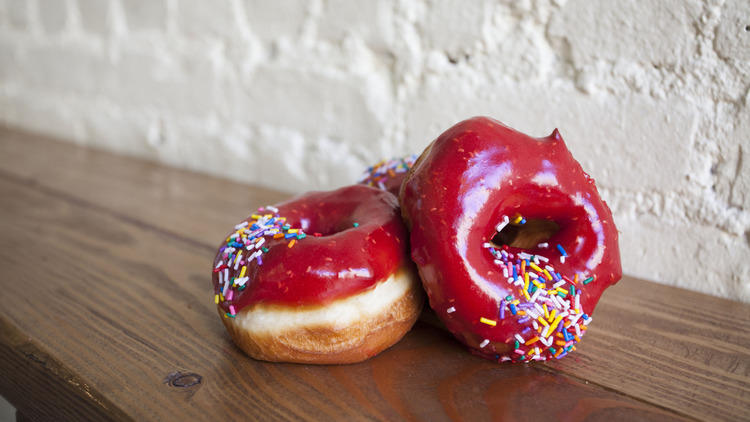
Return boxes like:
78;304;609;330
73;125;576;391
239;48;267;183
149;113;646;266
212;185;423;364
400;117;622;362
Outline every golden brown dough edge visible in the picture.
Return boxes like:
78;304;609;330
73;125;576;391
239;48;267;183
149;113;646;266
219;271;424;364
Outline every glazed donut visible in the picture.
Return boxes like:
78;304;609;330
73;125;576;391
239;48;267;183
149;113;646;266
212;185;423;364
400;117;622;362
358;155;418;196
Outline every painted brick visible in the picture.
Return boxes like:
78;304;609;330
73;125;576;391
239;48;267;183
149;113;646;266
253;125;315;191
81;105;154;156
7;0;29;30
714;104;750;210
122;0;166;32
77;0;110;35
297;134;369;190
318;0;394;50
175;0;238;39
0;38;18;80
715;0;750;61
548;0;703;65
38;0;68;35
243;0;307;42
618;216;750;302
0;93;85;143
103;50;216;116
18;44;109;96
420;0;486;56
238;66;388;150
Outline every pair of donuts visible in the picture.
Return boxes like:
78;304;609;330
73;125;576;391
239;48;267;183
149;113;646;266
211;116;622;364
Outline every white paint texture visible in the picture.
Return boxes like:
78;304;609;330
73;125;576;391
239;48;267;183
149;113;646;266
0;0;748;302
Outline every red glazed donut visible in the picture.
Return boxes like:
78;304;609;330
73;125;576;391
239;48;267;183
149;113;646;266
400;117;622;362
358;155;418;196
212;185;423;364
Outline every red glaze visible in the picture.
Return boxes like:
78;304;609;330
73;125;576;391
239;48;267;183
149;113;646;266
212;185;410;312
401;117;622;360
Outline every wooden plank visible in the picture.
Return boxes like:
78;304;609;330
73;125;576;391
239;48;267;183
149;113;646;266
551;277;750;422
0;318;128;421
2;126;749;419
0;126;289;244
0;175;689;421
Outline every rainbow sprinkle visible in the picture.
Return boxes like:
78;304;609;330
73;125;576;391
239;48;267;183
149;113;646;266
483;214;594;363
213;206;306;317
357;155;418;191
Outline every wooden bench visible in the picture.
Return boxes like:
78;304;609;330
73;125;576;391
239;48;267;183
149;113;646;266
0;127;748;421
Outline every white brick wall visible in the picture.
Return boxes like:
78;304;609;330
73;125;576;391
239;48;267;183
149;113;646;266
0;0;748;303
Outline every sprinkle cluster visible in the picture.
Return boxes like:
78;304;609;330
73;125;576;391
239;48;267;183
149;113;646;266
357;154;418;191
479;214;595;362
213;206;307;318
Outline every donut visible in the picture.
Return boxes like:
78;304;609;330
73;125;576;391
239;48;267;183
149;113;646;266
212;184;423;364
358;154;418;196
400;117;622;362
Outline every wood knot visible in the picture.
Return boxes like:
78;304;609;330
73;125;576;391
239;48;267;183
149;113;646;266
164;371;202;388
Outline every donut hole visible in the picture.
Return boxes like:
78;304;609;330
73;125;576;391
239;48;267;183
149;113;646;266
491;219;559;249
302;219;360;237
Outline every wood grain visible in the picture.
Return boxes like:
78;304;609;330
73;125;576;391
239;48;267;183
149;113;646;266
0;318;127;421
0;172;688;421
550;277;750;421
1;126;748;420
0;126;289;245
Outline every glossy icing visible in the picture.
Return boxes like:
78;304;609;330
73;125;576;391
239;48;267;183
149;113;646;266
400;116;622;361
212;185;410;312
